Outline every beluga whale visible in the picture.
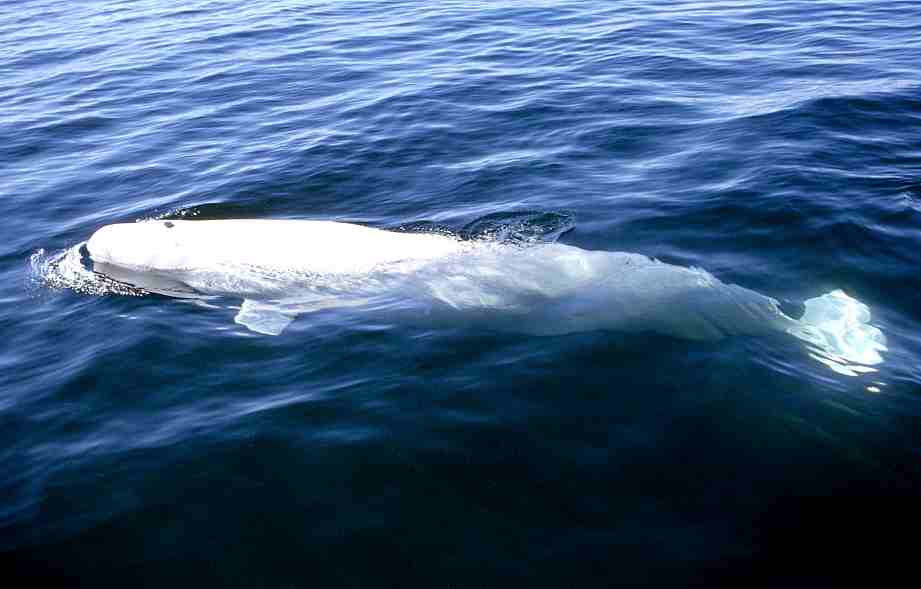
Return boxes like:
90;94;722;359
41;217;886;375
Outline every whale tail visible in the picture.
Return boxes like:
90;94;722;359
787;290;887;375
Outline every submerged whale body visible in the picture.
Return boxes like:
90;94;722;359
77;219;885;372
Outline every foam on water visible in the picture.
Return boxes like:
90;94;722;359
30;245;145;297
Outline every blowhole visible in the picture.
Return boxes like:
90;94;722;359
78;244;93;271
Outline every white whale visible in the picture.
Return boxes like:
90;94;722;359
78;219;885;373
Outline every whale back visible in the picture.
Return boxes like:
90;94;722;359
86;219;462;276
84;220;796;339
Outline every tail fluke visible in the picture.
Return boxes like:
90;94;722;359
787;290;887;376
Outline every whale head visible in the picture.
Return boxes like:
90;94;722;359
86;221;193;271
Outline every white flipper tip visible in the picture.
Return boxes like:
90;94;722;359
787;290;887;376
234;299;296;335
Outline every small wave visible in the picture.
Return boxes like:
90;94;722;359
393;220;459;239
30;245;146;297
396;210;576;245
461;210;575;244
139;206;204;222
737;80;919;122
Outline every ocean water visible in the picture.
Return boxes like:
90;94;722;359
2;0;921;584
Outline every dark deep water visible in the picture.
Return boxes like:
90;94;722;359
2;0;921;585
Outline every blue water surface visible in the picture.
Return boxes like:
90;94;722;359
2;0;920;585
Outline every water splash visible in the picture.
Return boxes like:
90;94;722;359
30;245;145;297
460;211;575;244
395;211;576;245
